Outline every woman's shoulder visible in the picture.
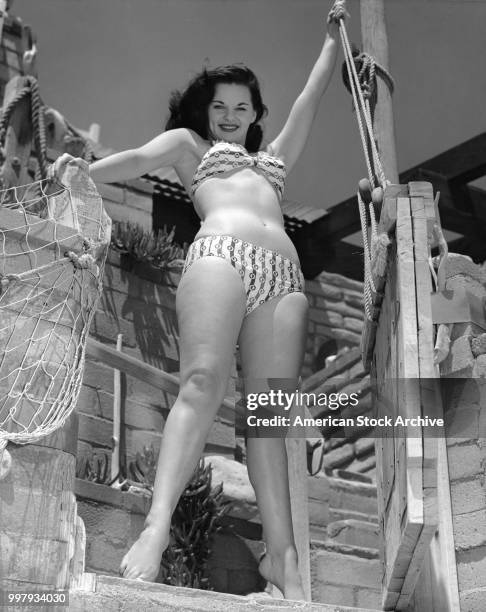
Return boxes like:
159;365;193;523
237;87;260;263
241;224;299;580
169;127;208;158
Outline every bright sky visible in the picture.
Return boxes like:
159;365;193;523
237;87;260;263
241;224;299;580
13;0;486;210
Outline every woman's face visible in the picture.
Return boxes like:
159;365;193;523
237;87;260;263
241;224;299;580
207;83;257;144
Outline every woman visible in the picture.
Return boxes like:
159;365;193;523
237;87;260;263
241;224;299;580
52;5;343;600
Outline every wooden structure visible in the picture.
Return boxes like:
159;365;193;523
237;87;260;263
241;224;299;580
362;181;461;610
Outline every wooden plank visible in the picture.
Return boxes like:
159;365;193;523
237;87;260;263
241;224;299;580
85;337;235;413
377;184;408;234
286;399;311;601
380;195;425;609
396;197;420;379
409;183;459;611
392;186;439;609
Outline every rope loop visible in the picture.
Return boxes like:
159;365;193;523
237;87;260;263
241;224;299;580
328;0;349;24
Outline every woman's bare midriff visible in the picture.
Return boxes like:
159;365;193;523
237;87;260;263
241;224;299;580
190;169;300;264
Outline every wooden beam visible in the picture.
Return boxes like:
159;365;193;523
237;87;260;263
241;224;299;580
85;337;235;413
400;132;486;185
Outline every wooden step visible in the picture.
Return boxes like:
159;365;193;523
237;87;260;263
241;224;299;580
69;574;381;611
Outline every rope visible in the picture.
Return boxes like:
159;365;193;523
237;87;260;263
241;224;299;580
331;1;394;321
0;77;48;179
0;77;93;183
342;46;395;115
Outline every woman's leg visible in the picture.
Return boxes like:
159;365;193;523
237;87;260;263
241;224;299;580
120;257;246;580
238;291;309;600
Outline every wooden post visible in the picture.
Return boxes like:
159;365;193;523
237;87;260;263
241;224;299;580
360;0;399;184
0;412;79;589
286;417;311;601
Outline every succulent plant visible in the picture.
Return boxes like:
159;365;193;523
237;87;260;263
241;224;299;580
110;221;187;268
161;458;232;590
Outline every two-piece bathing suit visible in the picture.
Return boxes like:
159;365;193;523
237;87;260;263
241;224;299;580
182;141;305;315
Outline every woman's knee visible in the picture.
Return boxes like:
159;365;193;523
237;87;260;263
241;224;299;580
179;365;226;403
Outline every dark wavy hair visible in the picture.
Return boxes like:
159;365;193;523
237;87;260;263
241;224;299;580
165;65;267;152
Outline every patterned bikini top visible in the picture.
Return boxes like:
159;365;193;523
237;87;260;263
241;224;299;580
191;141;286;200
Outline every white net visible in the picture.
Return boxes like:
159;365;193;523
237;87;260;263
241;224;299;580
0;160;111;457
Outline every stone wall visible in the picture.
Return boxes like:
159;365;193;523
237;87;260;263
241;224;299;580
303;271;365;379
438;255;486;612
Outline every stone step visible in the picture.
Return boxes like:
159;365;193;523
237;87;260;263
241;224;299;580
328;476;378;517
69;574;381;611
309;475;378;534
311;548;382;611
328;507;379;525
327;519;380;550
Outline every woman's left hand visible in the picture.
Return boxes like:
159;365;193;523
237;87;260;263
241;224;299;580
327;0;349;37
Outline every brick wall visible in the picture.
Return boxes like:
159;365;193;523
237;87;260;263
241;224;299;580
439;255;486;612
303;271;365;379
97;179;154;232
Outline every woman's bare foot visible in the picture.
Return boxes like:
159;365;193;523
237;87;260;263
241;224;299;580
119;521;170;581
258;547;305;601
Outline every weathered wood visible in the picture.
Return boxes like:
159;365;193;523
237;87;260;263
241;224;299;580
406;183;459;611
0;412;78;589
381;196;423;610
111;334;123;482
371;188;445;610
286;399;311;601
0;75;33;190
360;0;399;184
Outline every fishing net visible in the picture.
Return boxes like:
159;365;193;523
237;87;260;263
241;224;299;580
0;160;111;465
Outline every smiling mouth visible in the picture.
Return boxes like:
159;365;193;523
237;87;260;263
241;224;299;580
219;124;239;132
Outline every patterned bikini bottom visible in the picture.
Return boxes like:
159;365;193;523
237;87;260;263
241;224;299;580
181;234;305;316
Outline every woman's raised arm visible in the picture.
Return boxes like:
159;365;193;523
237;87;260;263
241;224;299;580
89;127;193;183
50;128;193;185
269;8;344;172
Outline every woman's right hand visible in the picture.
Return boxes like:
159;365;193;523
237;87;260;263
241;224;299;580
47;153;88;183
